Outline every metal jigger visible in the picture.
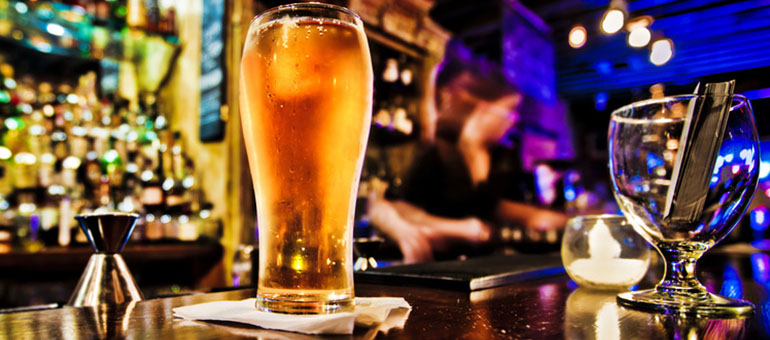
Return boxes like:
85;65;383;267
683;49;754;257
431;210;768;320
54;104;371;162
69;213;144;307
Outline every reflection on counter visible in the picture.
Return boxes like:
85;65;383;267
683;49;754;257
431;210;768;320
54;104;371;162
565;288;749;339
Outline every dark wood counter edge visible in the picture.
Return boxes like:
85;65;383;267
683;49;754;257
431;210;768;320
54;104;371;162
0;243;224;271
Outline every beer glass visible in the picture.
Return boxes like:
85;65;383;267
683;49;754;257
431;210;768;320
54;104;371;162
609;94;759;317
239;3;372;314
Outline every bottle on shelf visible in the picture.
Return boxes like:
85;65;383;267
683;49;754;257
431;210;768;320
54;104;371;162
0;67;212;250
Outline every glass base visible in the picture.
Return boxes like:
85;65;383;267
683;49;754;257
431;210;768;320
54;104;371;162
617;289;754;318
256;294;354;315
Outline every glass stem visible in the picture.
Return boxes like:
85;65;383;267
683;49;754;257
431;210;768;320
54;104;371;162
656;245;709;298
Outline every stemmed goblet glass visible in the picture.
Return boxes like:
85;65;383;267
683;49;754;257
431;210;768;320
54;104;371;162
609;94;759;317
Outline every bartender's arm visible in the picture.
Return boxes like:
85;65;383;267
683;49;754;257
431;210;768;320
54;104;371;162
369;198;491;264
494;199;567;231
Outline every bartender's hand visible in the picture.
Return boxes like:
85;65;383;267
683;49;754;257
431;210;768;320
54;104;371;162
496;200;568;232
394;225;435;264
368;199;434;264
525;209;568;231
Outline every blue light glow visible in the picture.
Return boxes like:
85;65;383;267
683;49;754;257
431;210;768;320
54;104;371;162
594;92;608;111
751;206;769;232
595;61;612;75
565;188;576;201
557;1;770;97
37;8;55;20
33;42;53;53
720;264;743;299
752;253;770;283
646;153;664;170
743;88;770;100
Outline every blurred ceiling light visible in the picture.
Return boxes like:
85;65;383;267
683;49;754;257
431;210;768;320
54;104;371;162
400;69;413;85
627;16;653;48
601;10;624;34
382;58;399;83
569;25;587;48
650;38;674;66
628;27;651;47
601;0;628;34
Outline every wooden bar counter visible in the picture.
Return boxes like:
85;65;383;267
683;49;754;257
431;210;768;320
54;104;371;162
1;248;769;339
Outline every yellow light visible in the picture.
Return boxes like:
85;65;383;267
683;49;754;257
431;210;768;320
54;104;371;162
63;156;81;169
19;203;36;214
43;105;54;117
291;254;305;272
0;147;11;160
650;39;674;66
14;152;36;165
601;9;625;34
569;26;587;48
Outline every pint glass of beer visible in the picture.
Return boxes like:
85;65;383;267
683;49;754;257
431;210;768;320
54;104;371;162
239;3;372;314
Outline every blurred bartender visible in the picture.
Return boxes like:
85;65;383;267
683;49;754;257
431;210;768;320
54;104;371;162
369;46;567;263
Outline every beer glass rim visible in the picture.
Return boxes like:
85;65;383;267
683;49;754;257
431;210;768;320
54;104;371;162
251;2;363;28
610;93;748;118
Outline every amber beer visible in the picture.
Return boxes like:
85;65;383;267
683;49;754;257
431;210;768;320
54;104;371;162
239;4;372;314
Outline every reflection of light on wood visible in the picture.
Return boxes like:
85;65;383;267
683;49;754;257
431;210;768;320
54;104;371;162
595;302;620;340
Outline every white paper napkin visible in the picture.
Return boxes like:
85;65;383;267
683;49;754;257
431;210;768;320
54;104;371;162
173;297;411;335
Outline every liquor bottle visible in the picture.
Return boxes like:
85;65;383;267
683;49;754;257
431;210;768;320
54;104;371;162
0;158;13;198
162;132;185;211
120;145;142;213
15;191;43;252
13;150;38;191
144;0;160;32
0;199;14;253
102;137;124;204
159;5;176;36
58;196;73;247
0;63;15;117
70;184;90;245
96;176;113;209
176;214;198;242
139;155;163;242
38;190;61;247
82;138;103;201
94;0;112;26
126;0;147;29
111;0;128;30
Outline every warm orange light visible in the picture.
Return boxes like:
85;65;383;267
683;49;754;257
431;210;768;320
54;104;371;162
601;9;624;34
569;26;587;48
